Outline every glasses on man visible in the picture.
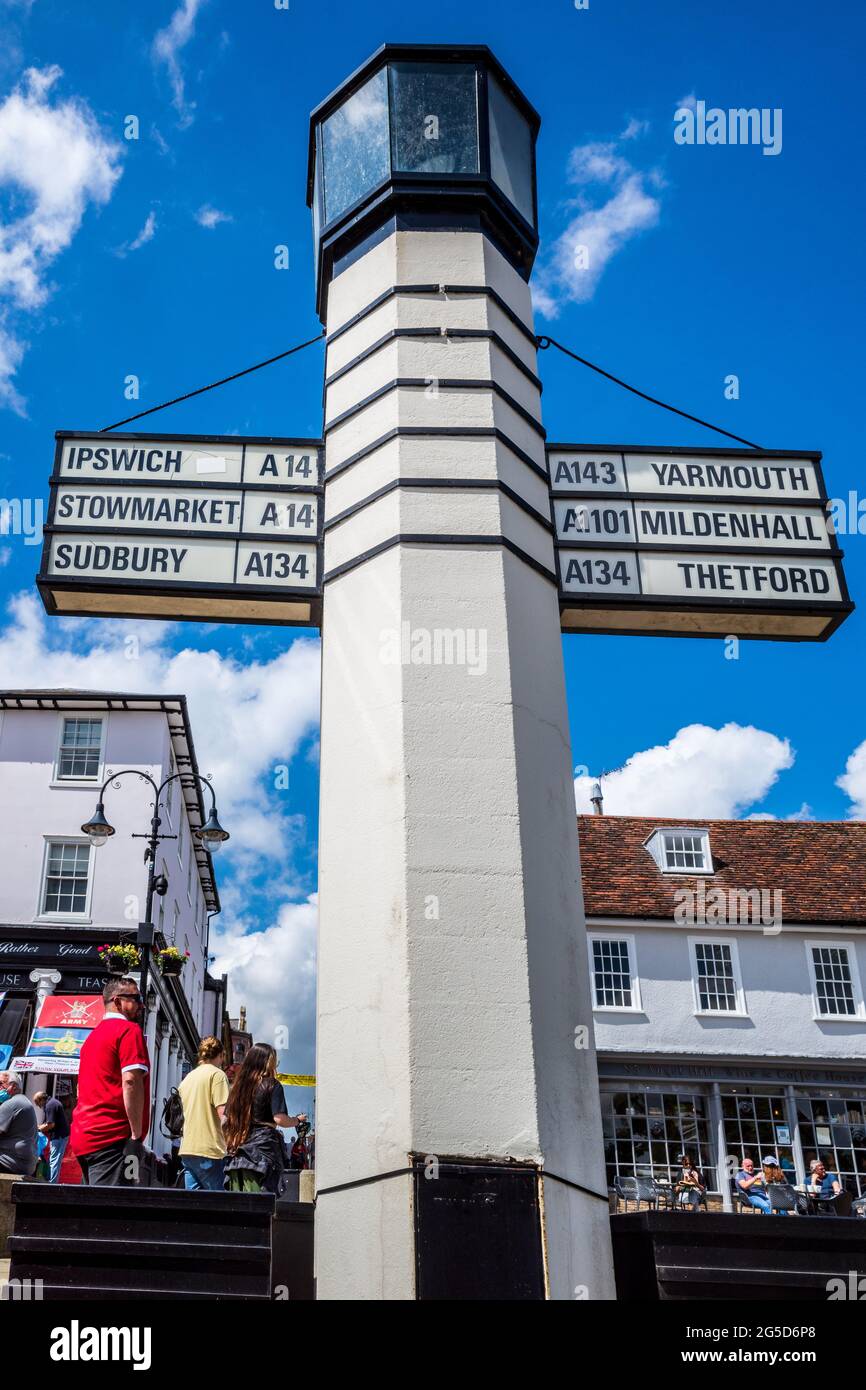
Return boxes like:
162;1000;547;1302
117;993;143;1004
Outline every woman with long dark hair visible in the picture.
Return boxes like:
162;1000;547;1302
223;1043;307;1194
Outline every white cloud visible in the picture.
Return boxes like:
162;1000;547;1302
195;203;231;229
0;66;122;307
677;92;698;113
621;116;650;140
576;722;794;819
745;801;814;823
837;740;866;818
115;209;157;258
211;895;317;1073
0;592;320;858
0;65;122;410
0;589;322;1068
128;209;157;250
152;0;208;128
150;124;171;157
0;322;26;414
532;134;662;317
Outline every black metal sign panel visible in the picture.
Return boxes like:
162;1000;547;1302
547;444;853;641
38;431;325;628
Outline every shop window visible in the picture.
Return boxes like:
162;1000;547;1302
720;1090;796;1183
796;1092;866;1196
600;1089;713;1190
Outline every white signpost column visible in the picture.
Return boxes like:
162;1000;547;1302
310;46;614;1300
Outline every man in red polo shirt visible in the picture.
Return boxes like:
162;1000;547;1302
71;976;150;1186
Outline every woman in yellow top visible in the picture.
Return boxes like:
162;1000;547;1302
178;1036;230;1191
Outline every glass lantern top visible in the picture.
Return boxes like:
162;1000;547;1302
307;46;540;315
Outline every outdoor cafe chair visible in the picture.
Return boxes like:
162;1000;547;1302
767;1182;800;1215
815;1188;852;1217
614;1176;657;1213
651;1177;676;1211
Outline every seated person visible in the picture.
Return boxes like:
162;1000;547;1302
808;1159;842;1208
761;1154;790;1215
0;1071;38;1176
736;1156;770;1213
674;1152;706;1210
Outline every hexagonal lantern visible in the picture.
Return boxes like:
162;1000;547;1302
307;44;541;320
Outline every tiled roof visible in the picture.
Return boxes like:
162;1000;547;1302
577;815;866;926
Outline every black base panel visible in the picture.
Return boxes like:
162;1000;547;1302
412;1159;545;1300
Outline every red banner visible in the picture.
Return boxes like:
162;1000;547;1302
35;995;104;1030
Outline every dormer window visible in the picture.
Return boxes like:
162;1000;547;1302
645;828;712;875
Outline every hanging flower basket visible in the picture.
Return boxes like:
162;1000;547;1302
156;947;190;977
98;943;141;974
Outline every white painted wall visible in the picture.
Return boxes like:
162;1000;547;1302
590;921;866;1061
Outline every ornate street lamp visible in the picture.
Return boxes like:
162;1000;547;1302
194;804;230;854
82;770;229;1012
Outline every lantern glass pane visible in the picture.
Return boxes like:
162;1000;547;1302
322;68;390;223
488;73;534;225
389;62;479;175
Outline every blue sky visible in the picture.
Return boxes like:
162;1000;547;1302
0;0;863;1078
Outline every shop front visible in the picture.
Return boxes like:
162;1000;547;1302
599;1057;866;1209
0;925;118;1122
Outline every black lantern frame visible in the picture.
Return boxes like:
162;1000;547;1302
307;44;541;320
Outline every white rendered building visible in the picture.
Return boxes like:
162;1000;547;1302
0;689;228;1159
578;812;866;1209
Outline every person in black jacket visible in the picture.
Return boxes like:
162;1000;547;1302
222;1043;307;1193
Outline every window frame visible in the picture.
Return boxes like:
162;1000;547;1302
52;714;107;785
587;931;643;1013
645;827;713;875
805;939;865;1022
688;935;748;1018
37;837;94;923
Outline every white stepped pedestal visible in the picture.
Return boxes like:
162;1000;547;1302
314;228;614;1300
